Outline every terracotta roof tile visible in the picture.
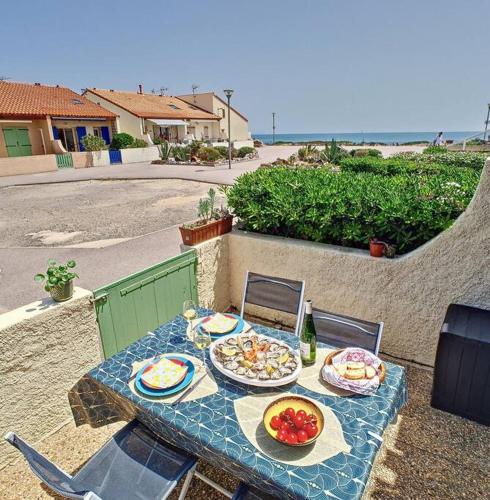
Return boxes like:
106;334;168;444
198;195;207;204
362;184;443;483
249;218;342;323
86;88;220;120
0;81;116;119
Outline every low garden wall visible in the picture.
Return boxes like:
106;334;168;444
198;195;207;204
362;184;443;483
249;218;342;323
0;154;57;177
194;160;490;367
120;145;160;164
0;288;102;468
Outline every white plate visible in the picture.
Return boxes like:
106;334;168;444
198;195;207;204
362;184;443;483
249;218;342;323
209;332;301;387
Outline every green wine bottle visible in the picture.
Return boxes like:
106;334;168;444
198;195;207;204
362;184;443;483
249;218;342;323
300;299;317;366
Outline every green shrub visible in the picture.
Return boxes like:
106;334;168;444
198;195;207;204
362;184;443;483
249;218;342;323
298;144;320;162
393;151;486;170
339;156;459;176
173;146;190;162
424;145;447;154
215;146;229;158
189;140;203;157
129;138;147;148
110;132;134;150
350;148;382;158
198;147;221;162
158;141;173;161
226;167;480;253
81;134;107;152
237;146;256;158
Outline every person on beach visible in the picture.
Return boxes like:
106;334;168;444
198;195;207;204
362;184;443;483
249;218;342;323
433;131;444;146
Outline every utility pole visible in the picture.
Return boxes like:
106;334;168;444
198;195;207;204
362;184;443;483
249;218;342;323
272;112;276;144
224;90;234;169
484;104;490;142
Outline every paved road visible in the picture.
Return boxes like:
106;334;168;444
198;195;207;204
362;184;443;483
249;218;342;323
0;146;300;188
0;146;298;313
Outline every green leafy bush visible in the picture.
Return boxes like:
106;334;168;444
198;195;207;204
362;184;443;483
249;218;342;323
110;132;135;150
237;146;256;158
81;134;107;152
424;145;447;153
34;259;78;292
226;167;480;253
393;151;486;170
198;147;221;162
350;148;382;158
339;156;466;176
189;140;203;157
129;138;148;148
298;144;320;162
215;146;229;158
173;146;190;162
158;141;173;161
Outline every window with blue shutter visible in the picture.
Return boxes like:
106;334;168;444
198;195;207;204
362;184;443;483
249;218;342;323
76;126;87;151
52;126;59;140
101;126;111;145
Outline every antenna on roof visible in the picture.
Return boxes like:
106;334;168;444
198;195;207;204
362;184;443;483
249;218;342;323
151;88;156;94
0;76;11;81
160;87;168;96
192;84;199;103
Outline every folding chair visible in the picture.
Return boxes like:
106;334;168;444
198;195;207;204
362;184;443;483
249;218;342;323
240;271;305;336
4;420;197;500
312;307;383;355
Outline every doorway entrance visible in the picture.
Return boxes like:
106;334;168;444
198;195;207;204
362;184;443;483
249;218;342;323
2;128;32;157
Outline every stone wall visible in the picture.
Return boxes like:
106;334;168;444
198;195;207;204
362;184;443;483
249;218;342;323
0;288;102;468
194;160;490;367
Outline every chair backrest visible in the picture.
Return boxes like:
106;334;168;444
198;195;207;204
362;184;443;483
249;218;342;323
240;271;305;335
4;432;94;500
312;307;383;355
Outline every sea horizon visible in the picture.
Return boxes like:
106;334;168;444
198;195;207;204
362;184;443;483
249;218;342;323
253;131;479;145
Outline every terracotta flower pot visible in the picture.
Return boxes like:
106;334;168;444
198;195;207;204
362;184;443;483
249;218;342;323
369;239;385;258
179;215;233;246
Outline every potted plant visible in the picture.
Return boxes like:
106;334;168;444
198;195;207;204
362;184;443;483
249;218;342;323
34;259;79;302
369;238;386;258
179;188;233;246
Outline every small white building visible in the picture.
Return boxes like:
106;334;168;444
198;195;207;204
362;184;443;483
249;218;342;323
177;91;252;148
84;87;216;145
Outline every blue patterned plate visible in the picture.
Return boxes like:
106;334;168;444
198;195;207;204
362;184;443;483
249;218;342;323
134;356;195;397
197;313;244;339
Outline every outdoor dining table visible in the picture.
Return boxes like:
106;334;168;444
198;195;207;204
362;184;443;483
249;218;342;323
69;307;407;500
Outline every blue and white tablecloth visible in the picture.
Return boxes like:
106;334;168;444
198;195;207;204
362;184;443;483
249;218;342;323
69;308;407;500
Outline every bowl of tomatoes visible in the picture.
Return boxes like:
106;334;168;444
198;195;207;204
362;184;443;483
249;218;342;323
263;395;324;446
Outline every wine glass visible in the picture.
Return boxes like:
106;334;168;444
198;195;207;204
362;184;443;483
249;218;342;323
183;299;197;329
193;326;211;367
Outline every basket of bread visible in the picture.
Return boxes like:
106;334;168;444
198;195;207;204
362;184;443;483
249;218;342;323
322;348;386;395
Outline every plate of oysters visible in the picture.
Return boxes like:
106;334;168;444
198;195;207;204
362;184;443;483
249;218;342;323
210;332;301;387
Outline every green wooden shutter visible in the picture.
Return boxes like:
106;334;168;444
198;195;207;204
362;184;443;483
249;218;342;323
93;250;198;358
17;129;32;156
2;128;32;157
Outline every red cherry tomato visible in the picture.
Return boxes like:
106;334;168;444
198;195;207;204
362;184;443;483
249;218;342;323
296;410;307;419
293;415;305;430
277;429;288;442
284;407;296;420
270;416;282;430
304;423;318;438
297;429;309;443
286;432;298;444
280;421;293;432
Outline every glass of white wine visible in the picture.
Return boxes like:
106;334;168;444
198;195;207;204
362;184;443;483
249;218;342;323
193;326;211;367
183;300;197;330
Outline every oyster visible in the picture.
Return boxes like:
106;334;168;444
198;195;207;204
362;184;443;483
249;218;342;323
235;366;247;376
245;369;257;379
258;370;271;380
225;338;237;346
278;366;292;376
271;370;282;380
267;359;279;370
224;361;239;371
268;342;280;352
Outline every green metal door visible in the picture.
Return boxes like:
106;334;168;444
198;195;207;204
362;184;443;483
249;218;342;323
93;250;198;358
3;128;32;157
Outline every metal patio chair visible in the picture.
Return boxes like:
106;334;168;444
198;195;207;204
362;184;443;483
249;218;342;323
4;420;197;500
240;271;306;336
312;307;383;355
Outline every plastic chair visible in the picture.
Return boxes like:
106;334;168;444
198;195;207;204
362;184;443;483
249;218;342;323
232;482;279;499
312;307;383;355
4;420;197;500
240;271;305;336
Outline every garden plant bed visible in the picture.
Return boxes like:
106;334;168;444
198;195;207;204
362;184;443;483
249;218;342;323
152;156;257;167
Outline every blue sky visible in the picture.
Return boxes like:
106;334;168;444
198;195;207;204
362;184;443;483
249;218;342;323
2;0;489;133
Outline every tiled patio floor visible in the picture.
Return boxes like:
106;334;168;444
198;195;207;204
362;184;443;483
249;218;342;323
0;359;488;500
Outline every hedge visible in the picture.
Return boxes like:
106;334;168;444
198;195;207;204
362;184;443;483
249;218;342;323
393;151;487;170
339;156;471;176
226;167;480;253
